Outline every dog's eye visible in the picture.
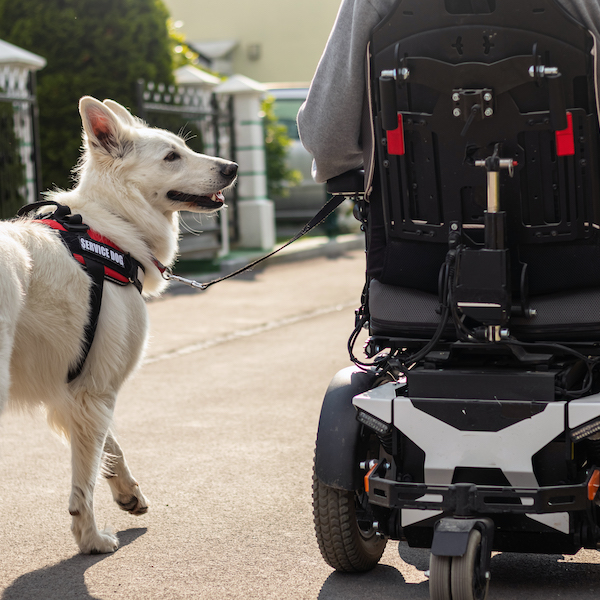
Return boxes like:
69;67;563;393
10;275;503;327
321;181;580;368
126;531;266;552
164;151;181;162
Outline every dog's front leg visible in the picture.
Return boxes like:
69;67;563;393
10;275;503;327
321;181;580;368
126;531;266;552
68;394;119;554
103;431;149;516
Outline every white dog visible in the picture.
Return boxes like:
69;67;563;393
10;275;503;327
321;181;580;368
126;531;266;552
0;96;237;553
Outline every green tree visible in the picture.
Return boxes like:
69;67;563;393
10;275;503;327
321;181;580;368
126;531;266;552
262;95;301;198
168;18;199;70
0;0;174;191
0;101;25;219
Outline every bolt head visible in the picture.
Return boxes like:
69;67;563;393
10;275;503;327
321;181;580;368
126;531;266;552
484;92;492;102
452;92;460;102
453;107;462;117
484;107;494;117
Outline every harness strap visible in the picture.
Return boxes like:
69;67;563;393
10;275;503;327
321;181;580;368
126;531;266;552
16;201;145;382
73;258;104;382
38;218;145;293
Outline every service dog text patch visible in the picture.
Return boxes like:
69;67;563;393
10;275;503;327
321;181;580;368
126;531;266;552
79;238;125;267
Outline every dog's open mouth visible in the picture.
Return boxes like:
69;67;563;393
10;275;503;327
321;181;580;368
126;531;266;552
167;190;225;209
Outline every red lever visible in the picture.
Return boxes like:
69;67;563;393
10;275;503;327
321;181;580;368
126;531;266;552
387;114;405;156
555;111;575;157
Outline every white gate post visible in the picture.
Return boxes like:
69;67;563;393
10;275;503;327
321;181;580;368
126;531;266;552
215;74;275;250
0;39;46;204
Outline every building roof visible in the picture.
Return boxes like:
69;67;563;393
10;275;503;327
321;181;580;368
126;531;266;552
215;73;265;95
0;39;46;70
189;39;238;60
174;65;221;87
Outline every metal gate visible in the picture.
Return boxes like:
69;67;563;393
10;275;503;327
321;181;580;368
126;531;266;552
0;71;42;219
137;80;237;261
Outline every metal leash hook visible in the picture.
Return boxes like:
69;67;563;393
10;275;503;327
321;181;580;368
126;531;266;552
160;266;208;290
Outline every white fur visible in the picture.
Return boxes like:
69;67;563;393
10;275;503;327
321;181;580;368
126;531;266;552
0;97;237;554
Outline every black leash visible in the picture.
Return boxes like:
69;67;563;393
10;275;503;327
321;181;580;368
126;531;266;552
158;194;347;290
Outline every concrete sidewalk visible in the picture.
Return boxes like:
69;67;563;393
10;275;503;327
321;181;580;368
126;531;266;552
2;248;600;600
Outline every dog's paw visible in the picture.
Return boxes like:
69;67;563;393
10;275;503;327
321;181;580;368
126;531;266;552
116;484;149;516
78;527;119;554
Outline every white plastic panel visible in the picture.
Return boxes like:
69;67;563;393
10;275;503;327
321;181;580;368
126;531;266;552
352;381;404;424
393;397;565;488
568;392;600;429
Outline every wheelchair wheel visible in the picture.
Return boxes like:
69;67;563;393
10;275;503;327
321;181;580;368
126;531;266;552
312;464;387;572
429;554;452;600
450;529;489;600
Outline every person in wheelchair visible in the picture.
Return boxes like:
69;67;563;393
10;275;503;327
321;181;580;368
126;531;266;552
298;0;599;183
299;2;600;599
298;0;600;291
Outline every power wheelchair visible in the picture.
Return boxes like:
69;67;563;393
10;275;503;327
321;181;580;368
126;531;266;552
312;1;600;598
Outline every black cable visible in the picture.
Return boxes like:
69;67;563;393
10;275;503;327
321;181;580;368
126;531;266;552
402;304;451;368
505;338;600;399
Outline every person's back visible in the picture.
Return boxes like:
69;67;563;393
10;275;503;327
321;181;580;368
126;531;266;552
298;0;600;188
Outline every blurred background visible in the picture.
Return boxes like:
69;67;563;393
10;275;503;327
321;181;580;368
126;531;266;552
0;0;358;272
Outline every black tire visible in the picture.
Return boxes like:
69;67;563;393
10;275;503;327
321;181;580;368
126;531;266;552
429;554;452;600
312;462;387;572
450;529;490;600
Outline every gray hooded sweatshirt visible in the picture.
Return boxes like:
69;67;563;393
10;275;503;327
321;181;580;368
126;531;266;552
297;0;600;186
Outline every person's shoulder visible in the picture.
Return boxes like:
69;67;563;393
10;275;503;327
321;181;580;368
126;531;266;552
366;0;397;18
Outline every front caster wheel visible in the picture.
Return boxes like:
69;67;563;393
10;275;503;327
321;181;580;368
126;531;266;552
312;465;387;572
429;554;452;600
450;529;489;600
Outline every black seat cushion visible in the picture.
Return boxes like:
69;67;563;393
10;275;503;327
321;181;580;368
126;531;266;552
369;278;600;341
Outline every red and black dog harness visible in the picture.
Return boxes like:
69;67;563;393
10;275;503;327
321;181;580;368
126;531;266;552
17;201;145;382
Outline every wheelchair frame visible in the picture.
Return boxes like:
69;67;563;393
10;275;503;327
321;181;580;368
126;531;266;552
312;1;600;598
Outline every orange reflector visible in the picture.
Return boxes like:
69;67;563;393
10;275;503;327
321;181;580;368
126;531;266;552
588;469;600;501
364;462;379;494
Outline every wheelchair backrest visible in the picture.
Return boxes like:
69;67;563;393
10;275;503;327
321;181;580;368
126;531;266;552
370;0;600;281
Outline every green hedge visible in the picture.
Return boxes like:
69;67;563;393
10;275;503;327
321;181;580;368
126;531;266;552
0;0;174;191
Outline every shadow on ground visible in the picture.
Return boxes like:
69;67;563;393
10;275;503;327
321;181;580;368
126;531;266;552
2;528;146;600
489;551;600;597
318;544;430;600
318;564;428;600
317;542;600;600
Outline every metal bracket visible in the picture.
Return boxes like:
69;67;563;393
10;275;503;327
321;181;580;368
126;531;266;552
452;88;494;120
381;67;410;81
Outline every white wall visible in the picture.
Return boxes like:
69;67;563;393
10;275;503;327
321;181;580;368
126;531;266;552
163;0;341;83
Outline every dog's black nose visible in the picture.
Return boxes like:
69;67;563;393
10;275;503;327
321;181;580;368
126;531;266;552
220;162;238;179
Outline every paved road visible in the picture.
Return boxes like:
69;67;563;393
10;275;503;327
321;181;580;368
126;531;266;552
1;249;600;599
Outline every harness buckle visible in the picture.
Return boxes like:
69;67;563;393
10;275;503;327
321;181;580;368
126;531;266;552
62;213;90;232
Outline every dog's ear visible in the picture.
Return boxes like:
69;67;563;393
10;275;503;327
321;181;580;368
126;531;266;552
102;99;139;127
79;96;131;159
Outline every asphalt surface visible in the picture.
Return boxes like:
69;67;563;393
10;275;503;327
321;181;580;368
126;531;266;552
2;247;600;599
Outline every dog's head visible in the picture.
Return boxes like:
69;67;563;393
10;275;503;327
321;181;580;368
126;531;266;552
78;96;238;214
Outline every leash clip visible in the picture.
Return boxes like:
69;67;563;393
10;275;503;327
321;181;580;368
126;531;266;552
161;266;208;290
